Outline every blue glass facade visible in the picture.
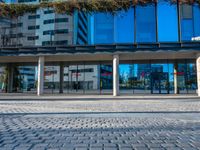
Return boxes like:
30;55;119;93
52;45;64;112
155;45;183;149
91;1;200;44
115;8;134;43
157;0;179;42
136;5;156;43
94;13;114;44
181;4;200;41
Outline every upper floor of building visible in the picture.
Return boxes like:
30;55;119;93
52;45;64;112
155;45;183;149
0;0;200;47
90;0;200;44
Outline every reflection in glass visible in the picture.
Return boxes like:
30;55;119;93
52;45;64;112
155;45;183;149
115;8;134;43
157;0;178;42
44;66;60;94
119;64;132;94
178;63;197;93
68;65;79;93
94;13;114;44
136;5;156;42
0;66;6;93
151;64;170;94
134;64;151;93
100;65;113;94
186;63;197;93
181;4;200;41
84;65;100;94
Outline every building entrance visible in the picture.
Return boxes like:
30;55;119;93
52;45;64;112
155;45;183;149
151;72;169;94
151;64;170;94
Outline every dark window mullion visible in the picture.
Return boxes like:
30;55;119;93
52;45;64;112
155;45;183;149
177;1;181;42
134;5;136;44
155;2;158;43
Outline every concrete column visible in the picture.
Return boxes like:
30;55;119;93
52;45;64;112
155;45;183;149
113;54;119;96
7;64;14;93
59;63;64;94
174;62;179;94
37;56;44;96
196;56;200;96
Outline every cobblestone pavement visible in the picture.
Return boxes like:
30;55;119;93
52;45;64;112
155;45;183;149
0;113;200;150
0;96;200;113
0;96;200;150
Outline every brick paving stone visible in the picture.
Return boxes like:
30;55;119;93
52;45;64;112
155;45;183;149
0;98;200;150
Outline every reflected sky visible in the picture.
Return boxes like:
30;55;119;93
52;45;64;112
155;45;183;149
119;64;174;82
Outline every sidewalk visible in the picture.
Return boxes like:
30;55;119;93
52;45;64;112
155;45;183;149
0;93;198;100
0;94;199;114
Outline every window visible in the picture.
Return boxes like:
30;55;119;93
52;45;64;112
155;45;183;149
44;18;68;24
43;30;54;35
10;33;23;38
44;19;54;24
55;29;68;34
11;23;23;28
42;40;68;46
27;36;39;40
28;25;40;30
181;4;200;41
42;41;51;46
115;8;134;43
136;5;156;43
28;15;40;19
193;4;200;38
157;0;178;42
70;68;94;73
181;5;193;41
43;29;68;35
94;13;114;44
18;0;36;2
55;18;68;23
44;10;54;14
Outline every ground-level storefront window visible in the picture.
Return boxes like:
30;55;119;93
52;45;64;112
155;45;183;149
0;60;197;95
119;61;197;94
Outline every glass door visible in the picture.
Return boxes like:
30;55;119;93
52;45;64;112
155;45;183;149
151;64;169;94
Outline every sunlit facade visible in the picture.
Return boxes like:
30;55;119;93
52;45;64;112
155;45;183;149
0;1;200;96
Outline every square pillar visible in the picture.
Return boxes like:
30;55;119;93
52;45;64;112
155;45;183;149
37;56;44;96
59;63;64;94
196;56;200;96
174;62;179;94
113;54;119;96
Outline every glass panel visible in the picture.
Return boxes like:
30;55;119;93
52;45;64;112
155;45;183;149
115;8;134;43
77;65;85;94
68;65;78;94
120;64;133;94
136;5;156;42
151;64;169;94
94;13;114;44
186;63;197;93
100;64;113;94
84;64;100;94
63;65;69;93
133;64;151;94
18;66;37;93
44;66;60;94
0;66;6;93
193;5;200;37
168;64;174;94
157;0;178;42
180;4;200;41
177;63;187;93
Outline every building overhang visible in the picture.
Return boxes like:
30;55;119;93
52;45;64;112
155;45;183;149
0;42;200;63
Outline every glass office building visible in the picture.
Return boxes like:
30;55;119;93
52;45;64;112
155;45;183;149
88;1;200;94
0;0;200;96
